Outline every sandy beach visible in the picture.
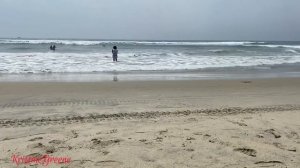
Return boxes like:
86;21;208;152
0;78;300;167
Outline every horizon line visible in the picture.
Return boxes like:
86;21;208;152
0;37;299;42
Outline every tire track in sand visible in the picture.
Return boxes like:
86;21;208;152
0;100;124;108
0;104;300;128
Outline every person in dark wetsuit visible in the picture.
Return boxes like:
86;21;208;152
112;46;118;62
50;45;53;50
52;45;56;51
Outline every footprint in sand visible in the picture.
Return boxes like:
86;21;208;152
71;130;79;138
203;134;211;137
91;138;122;148
154;137;163;142
286;131;300;140
192;132;203;136
27;142;57;154
186;137;196;141
185;148;195;152
95;160;123;167
102;151;110;155
234;148;257;157
228;120;247;127
98;129;119;134
208;137;231;146
256;134;264;138
67;160;94;168
255;161;287;168
187;118;197;121
159;129;168;135
27;143;45;149
273;142;297;152
139;139;147;143
140;154;156;163
44;146;56;154
265;129;281;138
28;137;43;141
108;129;118;134
49;139;64;145
26;152;45;159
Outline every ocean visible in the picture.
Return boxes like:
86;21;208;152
1;38;300;81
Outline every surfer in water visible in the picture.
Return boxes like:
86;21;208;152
112;46;118;62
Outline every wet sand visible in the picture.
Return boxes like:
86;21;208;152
0;78;300;167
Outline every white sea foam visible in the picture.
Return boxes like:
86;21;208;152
208;49;226;53
0;39;260;46
249;44;300;49
286;49;299;53
1;52;300;74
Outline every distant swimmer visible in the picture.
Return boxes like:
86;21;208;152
50;45;56;51
112;46;118;62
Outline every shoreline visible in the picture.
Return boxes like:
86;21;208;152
1;62;300;82
1;66;300;82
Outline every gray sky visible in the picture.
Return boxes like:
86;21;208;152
0;0;299;41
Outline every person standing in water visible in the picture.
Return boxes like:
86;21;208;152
112;46;118;62
50;45;56;51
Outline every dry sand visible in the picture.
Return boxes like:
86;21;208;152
0;78;299;167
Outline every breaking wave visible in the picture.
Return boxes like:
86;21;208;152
0;39;263;46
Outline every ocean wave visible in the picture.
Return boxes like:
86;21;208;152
249;44;300;49
0;39;102;46
208;49;227;53
0;39;262;46
286;49;299;53
1;52;300;74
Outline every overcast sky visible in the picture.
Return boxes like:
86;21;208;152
0;0;299;41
